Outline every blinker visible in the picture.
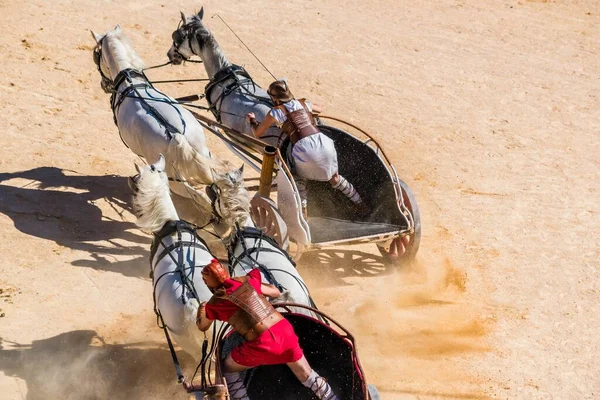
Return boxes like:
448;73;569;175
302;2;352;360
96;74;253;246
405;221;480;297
172;30;183;45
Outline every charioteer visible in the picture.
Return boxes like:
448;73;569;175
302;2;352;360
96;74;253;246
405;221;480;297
196;259;339;400
245;80;367;218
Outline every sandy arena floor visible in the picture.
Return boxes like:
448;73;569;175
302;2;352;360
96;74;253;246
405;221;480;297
0;0;598;399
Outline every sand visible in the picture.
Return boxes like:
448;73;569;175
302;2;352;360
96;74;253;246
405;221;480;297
0;0;598;399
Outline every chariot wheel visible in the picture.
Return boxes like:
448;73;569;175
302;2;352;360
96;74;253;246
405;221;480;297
377;178;421;265
250;195;289;249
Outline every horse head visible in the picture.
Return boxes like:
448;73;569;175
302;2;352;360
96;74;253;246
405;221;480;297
167;8;206;65
207;164;252;232
90;25;145;92
167;8;230;78
130;155;180;233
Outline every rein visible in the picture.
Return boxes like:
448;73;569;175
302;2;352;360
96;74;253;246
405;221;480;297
150;220;228;391
149;220;211;384
109;69;186;140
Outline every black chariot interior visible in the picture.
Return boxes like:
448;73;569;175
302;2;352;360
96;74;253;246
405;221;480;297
239;313;367;400
280;125;406;243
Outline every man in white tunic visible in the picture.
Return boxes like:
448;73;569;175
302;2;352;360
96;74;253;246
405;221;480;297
245;80;365;218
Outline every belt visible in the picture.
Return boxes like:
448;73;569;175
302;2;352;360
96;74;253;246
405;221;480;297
244;312;284;341
290;128;320;144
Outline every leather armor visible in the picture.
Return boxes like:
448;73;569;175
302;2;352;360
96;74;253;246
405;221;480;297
208;277;283;341
279;99;319;143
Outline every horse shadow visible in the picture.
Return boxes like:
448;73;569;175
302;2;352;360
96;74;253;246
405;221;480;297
0;330;195;400
297;249;391;287
0;167;151;277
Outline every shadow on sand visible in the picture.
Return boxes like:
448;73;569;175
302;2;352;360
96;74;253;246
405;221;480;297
297;249;392;287
0;330;195;400
0;167;150;277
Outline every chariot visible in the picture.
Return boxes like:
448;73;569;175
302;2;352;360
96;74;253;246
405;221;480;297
186;104;421;265
182;303;381;400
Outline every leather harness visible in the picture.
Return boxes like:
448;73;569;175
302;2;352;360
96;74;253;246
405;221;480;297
209;277;283;341
278;99;319;143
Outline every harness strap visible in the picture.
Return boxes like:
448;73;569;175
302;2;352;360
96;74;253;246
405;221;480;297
205;65;272;122
228;225;298;292
110;69;184;140
151;221;208;304
159;313;185;383
230;226;296;267
150;221;207;259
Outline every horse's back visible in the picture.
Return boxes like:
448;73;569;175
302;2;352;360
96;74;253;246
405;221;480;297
213;81;282;147
152;242;214;327
116;88;209;161
231;237;315;315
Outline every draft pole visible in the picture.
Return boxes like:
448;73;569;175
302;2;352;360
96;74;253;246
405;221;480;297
258;145;277;198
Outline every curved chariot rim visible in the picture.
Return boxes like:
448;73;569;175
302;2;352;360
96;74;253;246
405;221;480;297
209;302;371;399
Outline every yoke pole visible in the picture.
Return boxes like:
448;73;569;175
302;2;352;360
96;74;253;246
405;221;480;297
258;146;277;198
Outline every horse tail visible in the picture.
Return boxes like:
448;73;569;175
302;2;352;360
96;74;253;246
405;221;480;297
166;133;223;186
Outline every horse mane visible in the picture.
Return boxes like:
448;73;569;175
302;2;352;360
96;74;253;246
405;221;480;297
186;16;230;76
188;16;217;49
213;168;251;229
104;27;146;73
132;168;179;233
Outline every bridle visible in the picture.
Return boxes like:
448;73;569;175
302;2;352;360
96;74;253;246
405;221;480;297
206;183;223;224
170;21;194;62
93;37;115;93
94;35;149;95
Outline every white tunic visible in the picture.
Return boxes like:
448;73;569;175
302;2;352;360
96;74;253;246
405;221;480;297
270;100;338;181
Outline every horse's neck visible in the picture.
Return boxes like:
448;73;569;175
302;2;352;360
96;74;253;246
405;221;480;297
192;35;231;79
138;189;180;233
105;37;144;82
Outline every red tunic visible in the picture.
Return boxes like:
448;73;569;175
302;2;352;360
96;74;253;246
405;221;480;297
205;268;303;367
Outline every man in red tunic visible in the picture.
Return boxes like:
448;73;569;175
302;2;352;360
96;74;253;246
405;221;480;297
196;259;338;400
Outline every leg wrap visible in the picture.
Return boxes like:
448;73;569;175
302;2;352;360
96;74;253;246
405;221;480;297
302;370;339;400
224;372;249;400
332;175;362;204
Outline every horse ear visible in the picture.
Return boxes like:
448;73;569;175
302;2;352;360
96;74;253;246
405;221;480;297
180;11;187;24
155;154;166;171
198;7;204;20
90;30;103;44
134;163;142;174
238;164;245;176
114;25;122;34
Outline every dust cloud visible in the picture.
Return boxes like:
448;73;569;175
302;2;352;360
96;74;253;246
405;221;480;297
0;314;199;400
305;254;495;399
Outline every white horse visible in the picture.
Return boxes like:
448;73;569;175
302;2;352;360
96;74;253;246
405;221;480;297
207;173;318;316
130;155;219;360
91;25;234;232
167;8;283;147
